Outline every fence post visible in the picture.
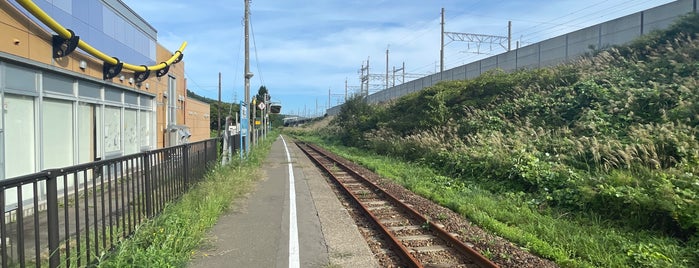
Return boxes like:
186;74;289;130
142;151;153;218
46;169;60;268
204;139;209;167
183;143;190;188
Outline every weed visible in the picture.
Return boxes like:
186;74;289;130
481;248;494;260
421;220;431;231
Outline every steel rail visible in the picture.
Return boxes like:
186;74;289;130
16;0;187;72
299;142;500;268
297;142;422;268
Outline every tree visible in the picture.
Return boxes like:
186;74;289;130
330;95;377;146
256;85;269;104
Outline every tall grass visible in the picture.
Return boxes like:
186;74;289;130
317;13;699;268
302;140;695;267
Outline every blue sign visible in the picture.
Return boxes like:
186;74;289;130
240;101;249;158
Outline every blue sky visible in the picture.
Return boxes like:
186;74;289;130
120;0;675;117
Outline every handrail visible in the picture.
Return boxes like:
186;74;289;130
15;0;186;72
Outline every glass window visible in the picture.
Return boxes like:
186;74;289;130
140;110;151;148
78;103;100;164
105;87;121;102
4;94;35;178
104;106;121;153
124;109;138;155
5;64;37;93
43;72;75;95
168;76;176;124
140;96;152;108
78;80;101;99
43;99;74;169
125;92;138;105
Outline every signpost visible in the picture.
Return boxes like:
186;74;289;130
239;100;249;158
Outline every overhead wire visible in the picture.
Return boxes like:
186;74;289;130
249;13;265;87
429;0;667;72
518;0;652;43
231;16;244;111
515;0;615;38
407;0;506;74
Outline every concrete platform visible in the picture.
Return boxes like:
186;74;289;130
188;136;378;267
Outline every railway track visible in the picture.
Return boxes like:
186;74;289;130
296;142;499;268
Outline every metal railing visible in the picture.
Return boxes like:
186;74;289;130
0;138;218;267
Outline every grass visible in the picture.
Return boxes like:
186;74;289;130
301;138;695;267
96;131;279;267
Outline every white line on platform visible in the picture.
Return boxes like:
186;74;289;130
281;135;300;268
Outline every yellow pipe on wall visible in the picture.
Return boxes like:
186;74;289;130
15;0;186;73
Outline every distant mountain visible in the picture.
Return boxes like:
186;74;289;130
187;90;218;104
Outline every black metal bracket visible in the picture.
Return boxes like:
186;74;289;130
103;57;123;80
173;51;184;64
52;29;79;58
156;62;170;77
134;65;150;83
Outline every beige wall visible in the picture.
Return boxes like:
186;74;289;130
185;98;211;142
153;43;187;148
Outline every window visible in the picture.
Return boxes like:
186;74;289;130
167;75;176;125
4;94;35;178
124;109;138;155
3;94;36;207
78;103;101;164
140;110;151;148
43;72;75;96
42;99;74;169
5;64;37;94
104;106;121;154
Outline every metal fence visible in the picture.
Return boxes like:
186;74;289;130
0;138;218;267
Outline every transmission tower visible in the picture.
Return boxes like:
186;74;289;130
358;57;387;96
440;8;512;72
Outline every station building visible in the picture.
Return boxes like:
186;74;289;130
0;0;209;180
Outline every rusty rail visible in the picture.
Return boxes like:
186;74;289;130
297;142;499;268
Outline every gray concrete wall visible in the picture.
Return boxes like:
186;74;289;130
567;25;600;56
539;35;567;66
601;13;643;47
644;0;695;33
497;50;518;71
517;43;540;69
330;0;695;113
465;62;480;79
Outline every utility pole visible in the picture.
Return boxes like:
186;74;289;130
441;8;512;67
252;91;259;144
392;62;404;87
219;72;228;164
243;0;253;154
360;57;370;97
508;20;512;51
385;46;389;89
344;78;348;101
358;56;387;95
440;7;445;73
218;72;222;135
263;93;268;138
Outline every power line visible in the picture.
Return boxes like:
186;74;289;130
250;13;265;87
518;0;653;43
